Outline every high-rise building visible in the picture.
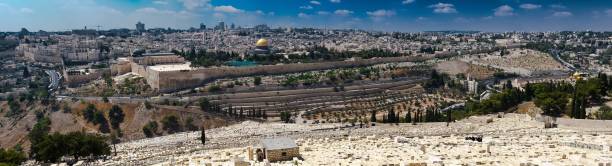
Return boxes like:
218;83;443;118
230;23;235;29
200;23;206;30
215;22;225;31
136;21;145;32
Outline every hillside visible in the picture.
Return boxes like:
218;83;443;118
0;100;235;152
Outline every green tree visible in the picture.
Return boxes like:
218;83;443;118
142;121;159;138
280;111;291;123
64;132;111;161
28;117;51;159
254;76;262;86
199;98;211;112
0;147;27;166
200;127;206;145
161;115;182;134
33;132;110;162
596;105;612;120
370;110;377;123
22;67;29;78
405;111;412;123
183;117;198;131
534;92;568;117
93;111;110;133
83;103;96;122
108;105;125;129
144;100;153;109
33;133;67;162
387;109;396;123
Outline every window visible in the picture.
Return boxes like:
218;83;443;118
281;152;287;156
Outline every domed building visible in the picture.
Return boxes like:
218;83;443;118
254;38;270;55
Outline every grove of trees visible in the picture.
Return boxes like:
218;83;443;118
28;117;110;163
464;73;611;119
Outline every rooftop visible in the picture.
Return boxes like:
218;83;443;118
260;137;297;150
141;52;176;57
147;63;192;72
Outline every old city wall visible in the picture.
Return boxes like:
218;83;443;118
111;61;132;76
131;62;147;76
64;69;111;87
154;55;431;92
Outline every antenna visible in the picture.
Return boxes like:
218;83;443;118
95;25;102;31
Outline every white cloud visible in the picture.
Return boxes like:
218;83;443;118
416;16;427;21
153;0;168;5
310;1;321;5
429;3;457;14
553;11;572;17
300;5;313;10
494;5;514;16
334;9;353;16
520;3;541;10
298;12;310;18
402;0;415;5
330;0;341;3
255;10;274;16
213;5;242;14
178;0;210;10
366;9;396;20
20;8;34;14
317;11;330;15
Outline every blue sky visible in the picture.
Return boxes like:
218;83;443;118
1;0;611;32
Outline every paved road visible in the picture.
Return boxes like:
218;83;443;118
45;70;61;91
550;49;575;71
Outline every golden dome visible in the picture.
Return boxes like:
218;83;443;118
256;38;268;47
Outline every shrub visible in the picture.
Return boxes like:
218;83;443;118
161;115;182;134
0;147;27;166
142;121;159;138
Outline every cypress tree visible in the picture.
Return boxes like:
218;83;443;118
200;127;206;145
370;110;377;123
239;107;244;119
396;112;400;123
405;112;412;123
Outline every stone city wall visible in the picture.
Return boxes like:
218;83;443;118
131;62;148;77
152;55;432;92
111;60;132;76
63;68;110;87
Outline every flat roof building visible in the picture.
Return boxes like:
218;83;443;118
258;137;299;162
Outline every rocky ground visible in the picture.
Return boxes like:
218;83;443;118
70;113;612;166
462;48;569;76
